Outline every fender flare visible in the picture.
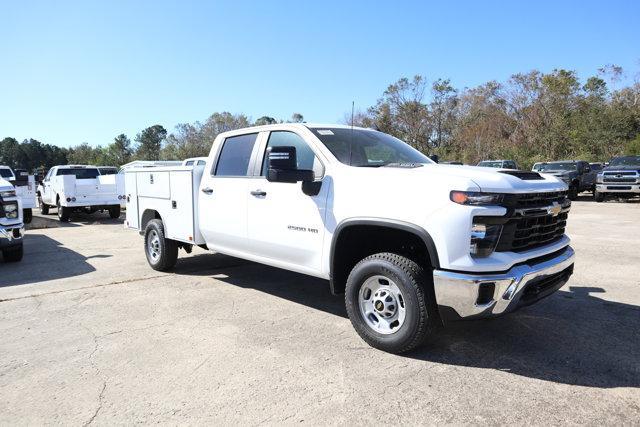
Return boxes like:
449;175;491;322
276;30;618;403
329;217;441;293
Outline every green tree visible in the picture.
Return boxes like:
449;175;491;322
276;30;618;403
135;125;167;161
255;116;277;126
105;134;132;166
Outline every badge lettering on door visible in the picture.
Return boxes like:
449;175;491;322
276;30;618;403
288;225;318;234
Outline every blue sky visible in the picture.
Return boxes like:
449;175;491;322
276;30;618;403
1;0;638;148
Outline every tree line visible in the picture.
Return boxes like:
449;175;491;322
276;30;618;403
1;65;639;172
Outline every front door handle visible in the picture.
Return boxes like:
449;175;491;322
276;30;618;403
250;190;267;197
202;187;213;195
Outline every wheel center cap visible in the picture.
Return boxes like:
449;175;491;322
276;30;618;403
374;300;384;311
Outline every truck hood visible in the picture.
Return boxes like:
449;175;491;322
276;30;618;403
345;164;567;194
0;178;14;192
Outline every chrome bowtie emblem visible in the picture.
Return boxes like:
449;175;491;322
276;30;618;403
547;202;562;217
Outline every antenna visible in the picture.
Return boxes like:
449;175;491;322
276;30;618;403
349;101;354;165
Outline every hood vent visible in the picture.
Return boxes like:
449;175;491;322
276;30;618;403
499;170;544;180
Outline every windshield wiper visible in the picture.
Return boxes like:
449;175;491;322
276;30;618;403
382;162;424;168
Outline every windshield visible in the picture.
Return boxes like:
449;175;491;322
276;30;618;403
477;161;503;168
310;128;432;167
56;168;100;179
532;163;543;171
538;162;577;172
0;168;14;178
609;156;640;167
98;168;117;175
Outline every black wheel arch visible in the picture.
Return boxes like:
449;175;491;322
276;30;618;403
329;218;440;295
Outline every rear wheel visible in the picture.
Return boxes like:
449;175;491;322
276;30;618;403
2;244;23;262
345;252;434;354
57;199;70;222
108;205;121;219
144;219;178;271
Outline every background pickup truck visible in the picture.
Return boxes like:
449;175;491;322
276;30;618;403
38;165;125;222
0;166;36;223
594;155;640;202
0;177;24;262
535;160;595;199
125;123;575;353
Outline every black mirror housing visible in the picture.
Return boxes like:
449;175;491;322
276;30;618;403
267;146;314;183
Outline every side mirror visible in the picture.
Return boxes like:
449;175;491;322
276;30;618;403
267;146;314;183
429;154;439;163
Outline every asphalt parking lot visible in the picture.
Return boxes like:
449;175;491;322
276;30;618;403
1;199;639;424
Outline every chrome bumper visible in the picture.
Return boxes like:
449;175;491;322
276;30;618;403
433;246;575;322
0;225;25;248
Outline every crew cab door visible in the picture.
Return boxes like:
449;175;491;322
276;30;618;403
581;162;595;188
198;133;261;253
246;130;328;274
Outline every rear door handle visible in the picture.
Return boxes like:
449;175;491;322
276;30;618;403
202;187;213;195
250;190;267;197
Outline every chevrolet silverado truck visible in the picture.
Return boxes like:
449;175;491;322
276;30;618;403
536;160;595;199
37;165;125;222
0;177;24;262
125;124;575;353
594;155;640;202
0;166;36;223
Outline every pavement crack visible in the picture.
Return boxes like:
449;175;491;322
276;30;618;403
83;381;106;426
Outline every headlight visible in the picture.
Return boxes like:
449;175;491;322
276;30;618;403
451;191;503;206
596;173;603;183
3;202;18;219
0;190;16;198
470;222;503;257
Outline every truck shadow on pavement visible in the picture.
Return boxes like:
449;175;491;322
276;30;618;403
175;254;639;389
407;285;640;389
0;234;99;287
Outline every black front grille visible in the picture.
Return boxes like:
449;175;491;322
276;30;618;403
494;191;570;253
603;178;636;183
502;191;568;209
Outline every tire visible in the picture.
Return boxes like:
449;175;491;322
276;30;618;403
108;205;121;219
23;208;33;224
345;252;434;354
38;195;49;215
144;219;178;271
568;185;578;200
3;244;23;262
595;191;605;203
57;199;70;222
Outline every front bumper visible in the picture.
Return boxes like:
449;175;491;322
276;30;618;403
433;246;574;322
596;184;640;194
0;225;25;249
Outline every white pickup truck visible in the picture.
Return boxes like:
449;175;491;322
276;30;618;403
0;177;24;262
0;166;36;223
38;165;125;222
125;124;575;353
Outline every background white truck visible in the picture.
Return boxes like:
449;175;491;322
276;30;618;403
0;177;24;262
125;123;575;353
0;166;36;223
38;165;125;222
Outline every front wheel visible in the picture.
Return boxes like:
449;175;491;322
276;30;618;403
345;252;434;354
568;185;578;200
23;208;33;224
595;191;605;202
38;196;49;215
144;219;178;271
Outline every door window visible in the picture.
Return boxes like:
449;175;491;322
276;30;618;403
261;131;323;178
215;133;258;176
